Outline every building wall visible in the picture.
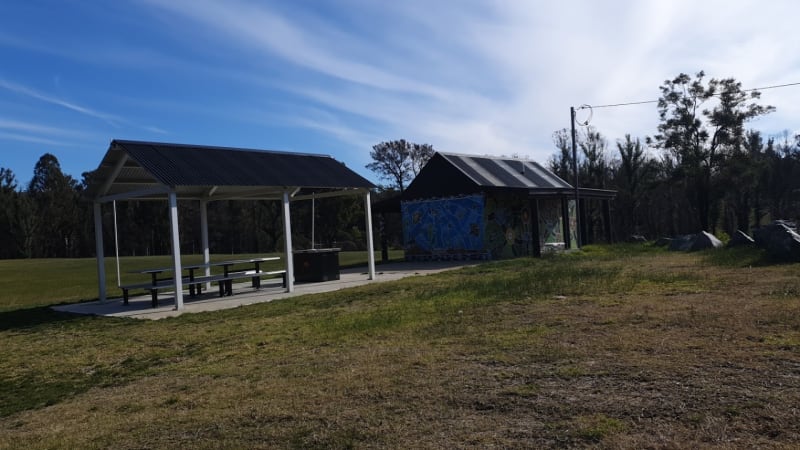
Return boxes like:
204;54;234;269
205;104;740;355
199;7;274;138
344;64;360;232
537;198;565;251
402;195;486;259
402;192;574;260
484;192;534;259
568;199;578;249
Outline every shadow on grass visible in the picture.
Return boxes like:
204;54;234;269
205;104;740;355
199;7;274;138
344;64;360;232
0;306;85;332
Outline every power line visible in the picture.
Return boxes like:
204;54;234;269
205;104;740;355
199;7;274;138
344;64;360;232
583;99;658;109
747;81;800;92
581;80;800;110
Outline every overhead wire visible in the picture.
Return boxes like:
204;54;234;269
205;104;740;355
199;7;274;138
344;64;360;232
579;81;800;110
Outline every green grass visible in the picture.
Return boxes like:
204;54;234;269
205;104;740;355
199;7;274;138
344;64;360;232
0;250;403;312
2;245;800;448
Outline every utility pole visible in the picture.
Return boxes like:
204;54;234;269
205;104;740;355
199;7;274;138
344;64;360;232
570;106;581;249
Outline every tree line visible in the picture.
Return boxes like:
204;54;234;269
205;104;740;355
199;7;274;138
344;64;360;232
549;71;800;242
0;154;368;259
2;71;798;259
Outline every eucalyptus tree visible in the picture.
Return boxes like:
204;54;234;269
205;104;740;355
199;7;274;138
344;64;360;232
718;130;768;233
612;135;652;237
650;71;774;232
548;129;573;183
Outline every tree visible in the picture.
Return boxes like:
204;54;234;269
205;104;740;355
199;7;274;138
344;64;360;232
548;129;573;182
366;140;434;192
410;143;434;177
718;130;766;233
651;71;774;232
762;131;800;222
0;168;20;258
612;135;651;236
16;193;37;258
579;127;610;189
27;153;81;257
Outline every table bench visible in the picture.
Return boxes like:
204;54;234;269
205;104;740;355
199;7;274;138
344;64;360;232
190;269;287;297
120;278;190;308
120;257;284;307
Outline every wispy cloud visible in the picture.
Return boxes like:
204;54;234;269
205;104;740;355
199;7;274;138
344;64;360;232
139;0;452;99
135;0;800;162
0;78;172;138
142;125;168;135
0;118;96;139
0;118;68;135
0;78;124;127
0;131;67;147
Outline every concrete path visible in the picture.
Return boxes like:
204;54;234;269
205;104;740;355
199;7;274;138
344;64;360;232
53;260;474;320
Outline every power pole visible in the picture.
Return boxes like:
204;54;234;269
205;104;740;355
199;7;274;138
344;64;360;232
570;107;581;249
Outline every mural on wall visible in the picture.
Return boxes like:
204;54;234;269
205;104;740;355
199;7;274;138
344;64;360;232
568;199;578;249
484;193;533;259
402;195;485;257
538;198;564;250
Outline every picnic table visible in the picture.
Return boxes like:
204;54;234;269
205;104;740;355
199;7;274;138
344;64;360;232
120;257;285;307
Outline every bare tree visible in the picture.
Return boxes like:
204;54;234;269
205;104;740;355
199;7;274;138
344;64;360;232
366;139;435;192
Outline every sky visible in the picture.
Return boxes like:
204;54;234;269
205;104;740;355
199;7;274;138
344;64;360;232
2;0;800;187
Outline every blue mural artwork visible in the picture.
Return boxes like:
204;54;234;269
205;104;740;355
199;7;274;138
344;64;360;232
402;195;485;257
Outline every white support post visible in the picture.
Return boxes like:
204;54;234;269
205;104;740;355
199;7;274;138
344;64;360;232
364;190;376;280
168;191;184;310
93;202;107;301
282;190;295;293
112;200;121;287
200;200;211;289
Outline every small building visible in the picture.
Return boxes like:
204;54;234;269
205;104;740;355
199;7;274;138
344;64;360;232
399;152;615;260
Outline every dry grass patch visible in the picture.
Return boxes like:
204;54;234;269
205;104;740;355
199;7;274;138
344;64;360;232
2;245;800;448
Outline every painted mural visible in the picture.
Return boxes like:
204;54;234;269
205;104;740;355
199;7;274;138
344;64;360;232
484;193;533;259
568;199;578;249
537;198;564;251
402;195;485;258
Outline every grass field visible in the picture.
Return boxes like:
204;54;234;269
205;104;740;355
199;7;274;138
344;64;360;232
0;250;404;312
2;245;800;448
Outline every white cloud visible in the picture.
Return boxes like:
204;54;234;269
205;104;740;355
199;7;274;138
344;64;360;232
135;0;800;163
0;78;124;127
0;118;69;135
0;131;64;146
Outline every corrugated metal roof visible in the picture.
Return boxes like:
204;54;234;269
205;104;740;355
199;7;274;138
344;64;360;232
86;140;374;201
439;152;573;190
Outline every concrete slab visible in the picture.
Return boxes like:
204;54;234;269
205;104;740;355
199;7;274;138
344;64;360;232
53;260;475;320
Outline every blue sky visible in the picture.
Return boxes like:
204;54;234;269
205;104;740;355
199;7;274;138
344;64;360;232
2;0;800;187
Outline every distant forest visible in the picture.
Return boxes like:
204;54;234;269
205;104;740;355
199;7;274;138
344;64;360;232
0;153;375;259
1;72;799;259
549;72;800;244
549;128;800;244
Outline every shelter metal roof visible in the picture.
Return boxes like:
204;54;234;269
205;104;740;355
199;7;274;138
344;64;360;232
401;152;615;203
86;140;375;202
439;152;572;190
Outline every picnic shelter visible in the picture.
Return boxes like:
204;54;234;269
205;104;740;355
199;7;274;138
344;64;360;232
85;139;376;310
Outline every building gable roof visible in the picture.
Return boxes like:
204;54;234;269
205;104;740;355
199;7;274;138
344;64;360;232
439;152;572;190
86;140;375;201
403;152;579;200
